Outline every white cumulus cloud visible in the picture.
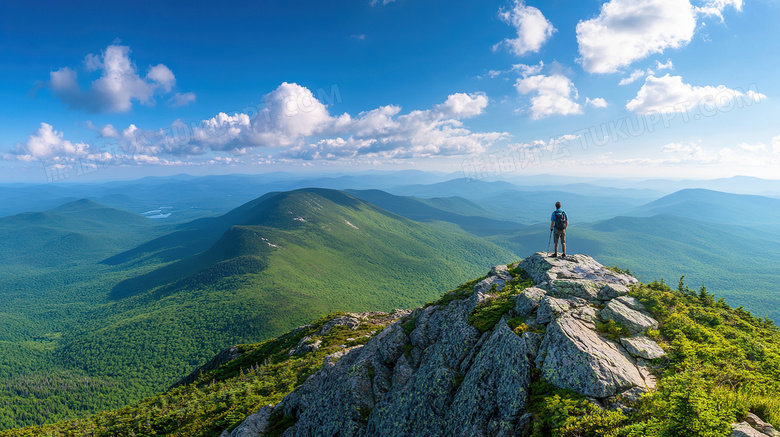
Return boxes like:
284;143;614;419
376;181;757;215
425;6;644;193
434;92;489;118
494;0;556;56
100;124;120;138
144;84;503;161
576;0;696;74
586;97;608;108
48;44;194;113
11;123;91;161
515;74;582;119
626;74;767;114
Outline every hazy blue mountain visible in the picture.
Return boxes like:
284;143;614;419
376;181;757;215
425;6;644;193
489;213;780;322
387;178;656;224
0;171;455;222
586;175;780;196
626;188;780;227
344;189;526;235
388;177;522;198
0;199;160;267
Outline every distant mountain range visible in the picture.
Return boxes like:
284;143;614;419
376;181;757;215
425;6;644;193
627;188;780;227
0;199;159;268
1;173;779;430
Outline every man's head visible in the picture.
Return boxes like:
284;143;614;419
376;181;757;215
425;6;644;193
555;201;561;209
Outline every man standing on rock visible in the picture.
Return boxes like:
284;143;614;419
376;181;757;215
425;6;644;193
550;201;568;259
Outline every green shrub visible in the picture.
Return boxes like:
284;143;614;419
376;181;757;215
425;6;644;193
596;319;631;341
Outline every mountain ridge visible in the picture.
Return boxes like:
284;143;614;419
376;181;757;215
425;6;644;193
7;252;779;437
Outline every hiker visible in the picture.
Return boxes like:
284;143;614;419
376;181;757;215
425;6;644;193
550;201;568;259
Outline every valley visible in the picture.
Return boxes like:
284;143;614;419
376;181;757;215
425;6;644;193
0;172;778;430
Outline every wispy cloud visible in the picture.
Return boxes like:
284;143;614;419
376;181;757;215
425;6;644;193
168;92;196;108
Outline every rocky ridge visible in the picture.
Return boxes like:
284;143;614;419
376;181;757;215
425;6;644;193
222;252;679;436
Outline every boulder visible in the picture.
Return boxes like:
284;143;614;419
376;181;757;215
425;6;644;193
240;254;661;436
442;318;533;436
601;300;658;335
377;324;408;364
513;287;546;317
537;296;588;324
746;413;780;437
288;337;322;355
552;279;600;300
570;305;599;330
617;387;647;403
519;253;638;288
620;336;666;360
474;265;515;295
228;405;274;437
614;296;646;312
732;422;770;437
276;321;414;436
320;314;362;334
635;358;657;390
598;283;630;300
536;315;647;398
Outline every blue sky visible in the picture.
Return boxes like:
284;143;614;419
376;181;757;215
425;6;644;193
1;0;779;183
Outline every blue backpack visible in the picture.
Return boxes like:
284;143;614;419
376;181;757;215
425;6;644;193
554;210;568;231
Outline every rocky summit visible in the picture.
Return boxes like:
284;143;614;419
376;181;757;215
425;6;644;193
223;252;673;436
